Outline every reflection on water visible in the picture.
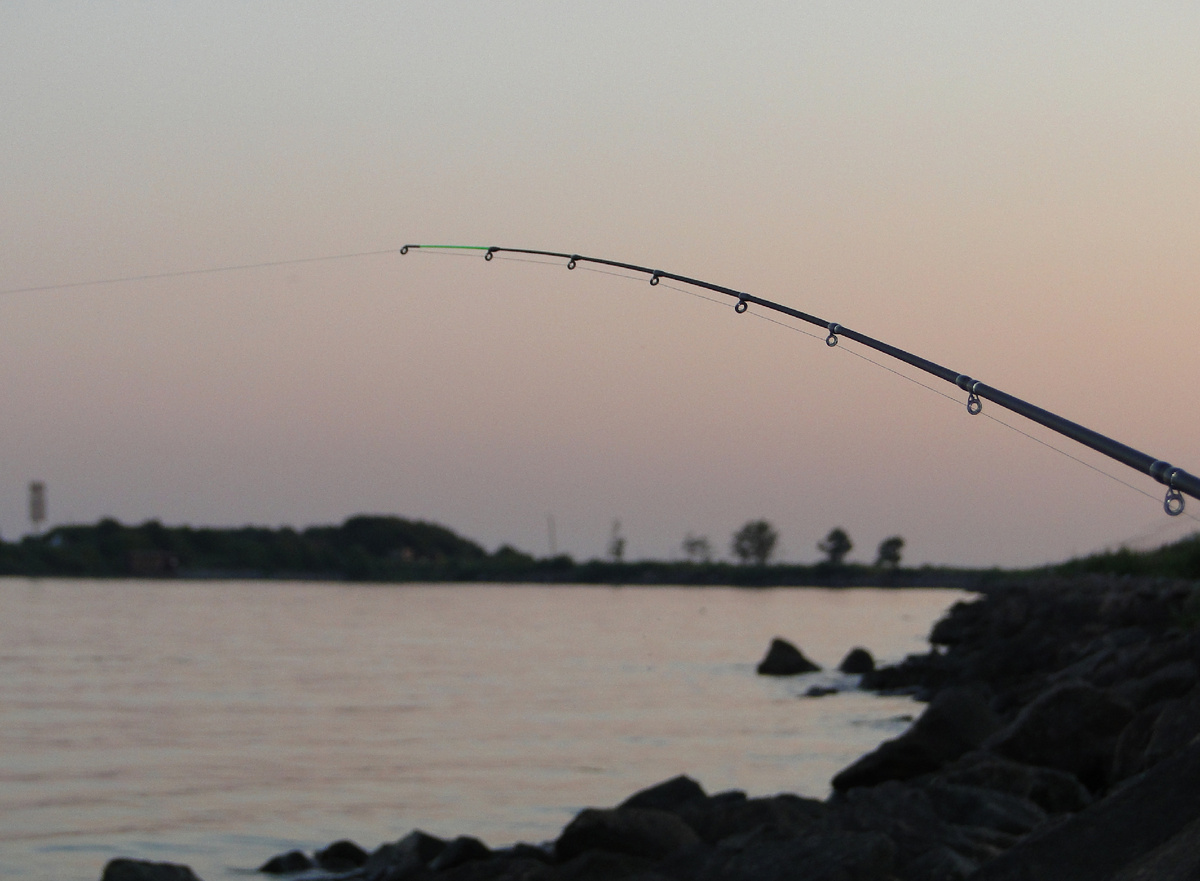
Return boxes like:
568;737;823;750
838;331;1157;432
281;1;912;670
0;580;968;880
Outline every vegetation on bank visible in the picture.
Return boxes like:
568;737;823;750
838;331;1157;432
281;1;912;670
1056;531;1200;581
0;513;1194;585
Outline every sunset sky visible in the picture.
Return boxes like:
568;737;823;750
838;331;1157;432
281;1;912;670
2;3;1197;567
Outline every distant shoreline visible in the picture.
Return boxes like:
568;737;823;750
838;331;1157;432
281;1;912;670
4;513;1195;585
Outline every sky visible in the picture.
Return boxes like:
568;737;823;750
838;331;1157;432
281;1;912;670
1;3;1198;567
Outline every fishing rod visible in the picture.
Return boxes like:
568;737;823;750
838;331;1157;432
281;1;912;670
402;243;1199;517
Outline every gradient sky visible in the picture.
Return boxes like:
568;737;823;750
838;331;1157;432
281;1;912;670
1;3;1197;567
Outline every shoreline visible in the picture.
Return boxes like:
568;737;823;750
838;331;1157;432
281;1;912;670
106;573;1200;881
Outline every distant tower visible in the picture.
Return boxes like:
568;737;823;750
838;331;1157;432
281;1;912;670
29;481;46;535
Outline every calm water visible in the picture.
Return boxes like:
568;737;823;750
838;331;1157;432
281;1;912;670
0;580;968;881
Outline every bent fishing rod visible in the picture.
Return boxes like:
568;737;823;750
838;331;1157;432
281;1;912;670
403;243;1199;517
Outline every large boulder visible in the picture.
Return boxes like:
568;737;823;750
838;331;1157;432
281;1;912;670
756;638;820;676
657;827;896;881
971;739;1200;881
920;779;1047;836
555;807;700;862
934;750;1092;815
983;680;1133;790
832;687;1000;790
684;793;826;844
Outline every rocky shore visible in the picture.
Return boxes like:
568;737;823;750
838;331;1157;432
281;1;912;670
104;574;1200;881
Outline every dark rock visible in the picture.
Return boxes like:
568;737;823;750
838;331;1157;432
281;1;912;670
829;781;999;868
363;830;446;880
971;738;1200;881
316;839;369;871
555;807;700;863
498;843;554;864
920;780;1047;835
832;687;1000;790
983;680;1134;790
439;857;552;881
934;750;1092;814
429;836;492;872
257;850;313;874
1110;701;1166;783
755;638;820;676
897;846;979;881
618;775;707;813
102;860;203;881
657;827;895;881
684;793;826;844
838;647;875;674
1111;659;1198;710
804;685;838;697
1141;684;1200;770
552;850;660;881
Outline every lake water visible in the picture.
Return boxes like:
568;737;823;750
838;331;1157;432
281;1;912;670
0;580;968;881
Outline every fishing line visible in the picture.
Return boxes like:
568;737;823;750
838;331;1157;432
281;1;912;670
0;248;402;296
403;244;1200;517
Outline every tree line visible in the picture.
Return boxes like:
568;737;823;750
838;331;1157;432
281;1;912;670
683;521;904;569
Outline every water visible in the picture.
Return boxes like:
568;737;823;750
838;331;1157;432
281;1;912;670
0;579;968;881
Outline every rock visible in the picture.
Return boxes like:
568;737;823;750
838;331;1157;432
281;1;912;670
315;839;369;871
429;836;492;872
897;845;979;881
838;647;875;674
257;850;312;874
102;860;203;881
832;687;1001;790
619;775;707;813
438;856;552;881
804;686;838;697
829;781;998;869
755;638;820;676
553;850;662;881
362;830;446;880
920;779;1047;835
934;750;1092;814
1141;684;1200;771
555;807;700;862
657;827;895;881
971;738;1200;881
1111;659;1198;710
984;680;1134;790
684;793;826;844
1110;702;1166;783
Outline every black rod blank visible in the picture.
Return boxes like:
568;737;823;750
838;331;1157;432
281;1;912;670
402;244;1199;514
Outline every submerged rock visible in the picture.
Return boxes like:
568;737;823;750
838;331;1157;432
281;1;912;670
755;638;820;676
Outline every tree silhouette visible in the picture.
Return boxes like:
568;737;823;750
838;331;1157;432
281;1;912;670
875;536;904;568
608;520;626;563
732;520;778;566
818;527;852;565
682;533;712;563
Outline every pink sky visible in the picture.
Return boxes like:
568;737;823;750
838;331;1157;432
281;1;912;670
1;4;1197;566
